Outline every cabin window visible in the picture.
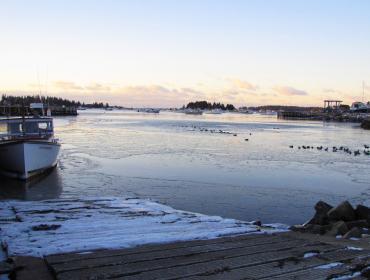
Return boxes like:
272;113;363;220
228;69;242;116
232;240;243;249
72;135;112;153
38;122;48;130
0;123;6;135
24;122;39;134
8;123;23;135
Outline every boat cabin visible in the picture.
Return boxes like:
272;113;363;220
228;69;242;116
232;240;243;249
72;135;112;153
0;117;54;141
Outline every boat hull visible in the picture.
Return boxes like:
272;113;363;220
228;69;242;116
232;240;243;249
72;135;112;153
0;141;60;180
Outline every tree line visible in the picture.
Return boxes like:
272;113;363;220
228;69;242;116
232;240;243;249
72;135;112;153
0;95;109;108
185;101;235;111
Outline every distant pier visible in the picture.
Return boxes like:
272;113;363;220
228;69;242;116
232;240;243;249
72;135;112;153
278;111;370;123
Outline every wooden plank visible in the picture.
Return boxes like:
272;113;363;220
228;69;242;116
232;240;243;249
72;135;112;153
46;233;292;264
121;249;368;280
269;255;370;280
185;249;369;280
12;256;54;280
269;266;359;280
188;266;351;280
50;235;299;273
52;238;314;275
244;249;369;279
55;242;338;280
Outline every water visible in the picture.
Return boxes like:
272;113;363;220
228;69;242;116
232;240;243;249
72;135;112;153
1;110;370;225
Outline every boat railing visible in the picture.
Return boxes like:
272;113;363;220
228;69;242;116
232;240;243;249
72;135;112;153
0;131;54;141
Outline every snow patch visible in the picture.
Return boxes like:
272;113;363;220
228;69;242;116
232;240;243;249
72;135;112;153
303;252;318;258
0;197;287;257
316;262;343;269
346;246;363;251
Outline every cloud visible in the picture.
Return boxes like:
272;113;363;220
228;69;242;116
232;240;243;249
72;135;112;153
323;88;337;93
228;78;258;91
273;86;308;96
109;85;206;107
52;81;111;93
53;80;84;91
85;83;111;92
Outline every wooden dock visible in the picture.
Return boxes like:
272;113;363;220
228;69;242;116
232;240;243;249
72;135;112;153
11;232;370;280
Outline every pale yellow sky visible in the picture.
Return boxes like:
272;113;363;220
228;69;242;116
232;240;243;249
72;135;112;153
1;1;369;107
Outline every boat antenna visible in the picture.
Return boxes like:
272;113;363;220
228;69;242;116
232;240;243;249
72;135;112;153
363;80;366;103
22;98;26;136
37;66;42;97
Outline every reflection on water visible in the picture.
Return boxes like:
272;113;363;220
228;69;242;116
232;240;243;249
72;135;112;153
0;168;63;200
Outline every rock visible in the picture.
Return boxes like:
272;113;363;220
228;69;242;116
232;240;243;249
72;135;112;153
290;224;329;235
305;224;323;234
31;224;61;231
355;205;370;221
343;227;362;239
327;201;356;221
324;221;348;237
320;224;333;235
306;201;333;225
252;220;262;226
289;225;306;232
345;219;368;230
315;200;333;214
361;266;370;278
361;119;370;130
0;261;13;274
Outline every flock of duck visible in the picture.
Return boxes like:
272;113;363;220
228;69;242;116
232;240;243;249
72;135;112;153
182;125;370;156
289;144;370;156
181;125;253;140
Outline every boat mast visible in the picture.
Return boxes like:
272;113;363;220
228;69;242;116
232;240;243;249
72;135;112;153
22;99;26;137
363;81;365;103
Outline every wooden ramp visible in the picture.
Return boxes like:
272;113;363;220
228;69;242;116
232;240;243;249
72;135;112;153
36;233;370;280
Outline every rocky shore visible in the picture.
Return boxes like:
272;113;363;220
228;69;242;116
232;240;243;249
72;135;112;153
291;200;370;239
362;119;370;130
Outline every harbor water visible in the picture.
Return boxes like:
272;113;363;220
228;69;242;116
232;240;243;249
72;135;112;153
1;110;370;225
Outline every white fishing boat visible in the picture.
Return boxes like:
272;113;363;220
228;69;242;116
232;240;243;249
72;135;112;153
184;109;203;115
258;110;277;115
0;116;60;180
205;109;223;114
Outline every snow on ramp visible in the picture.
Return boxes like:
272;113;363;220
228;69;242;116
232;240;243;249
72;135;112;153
0;197;287;256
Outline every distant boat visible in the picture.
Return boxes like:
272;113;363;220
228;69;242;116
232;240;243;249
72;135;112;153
259;110;277;115
105;107;113;111
137;108;160;113
184;109;203;115
0;116;60;180
239;109;255;114
350;102;370;113
205;109;223;114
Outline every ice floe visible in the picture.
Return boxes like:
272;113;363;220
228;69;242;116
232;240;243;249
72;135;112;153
0;197;287;257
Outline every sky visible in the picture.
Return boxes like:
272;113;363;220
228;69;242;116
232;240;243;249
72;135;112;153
1;0;370;107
